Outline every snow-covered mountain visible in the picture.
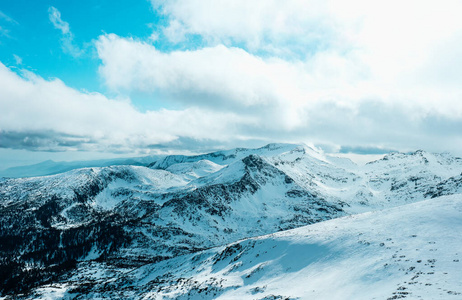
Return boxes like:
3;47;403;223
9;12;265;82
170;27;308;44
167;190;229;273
0;143;461;299
38;195;461;300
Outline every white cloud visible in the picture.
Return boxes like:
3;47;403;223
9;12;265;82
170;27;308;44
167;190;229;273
97;33;462;120
152;0;462;55
95;0;462;155
97;34;329;131
48;6;82;57
149;0;462;110
97;35;293;107
152;0;336;55
1;58;461;155
3;1;462;156
0;63;254;153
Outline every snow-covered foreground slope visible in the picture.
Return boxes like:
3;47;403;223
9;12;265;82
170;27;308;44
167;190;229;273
34;194;462;300
1;143;462;298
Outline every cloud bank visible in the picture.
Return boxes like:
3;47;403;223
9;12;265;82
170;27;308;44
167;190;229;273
0;63;254;154
2;0;462;157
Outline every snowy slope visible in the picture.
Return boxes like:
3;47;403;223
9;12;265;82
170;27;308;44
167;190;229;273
37;194;462;300
165;160;224;181
0;155;165;178
268;146;462;213
111;154;344;261
147;143;300;169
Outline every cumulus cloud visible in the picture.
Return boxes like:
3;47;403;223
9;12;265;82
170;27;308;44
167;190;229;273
148;0;462;110
96;33;462;120
48;6;83;57
97;35;304;110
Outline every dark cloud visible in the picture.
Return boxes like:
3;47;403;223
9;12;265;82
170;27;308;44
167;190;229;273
0;130;92;151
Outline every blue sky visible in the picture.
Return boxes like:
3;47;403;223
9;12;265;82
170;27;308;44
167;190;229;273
0;0;168;110
1;0;462;169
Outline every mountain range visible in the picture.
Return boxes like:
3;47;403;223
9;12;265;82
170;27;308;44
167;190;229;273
0;143;461;299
